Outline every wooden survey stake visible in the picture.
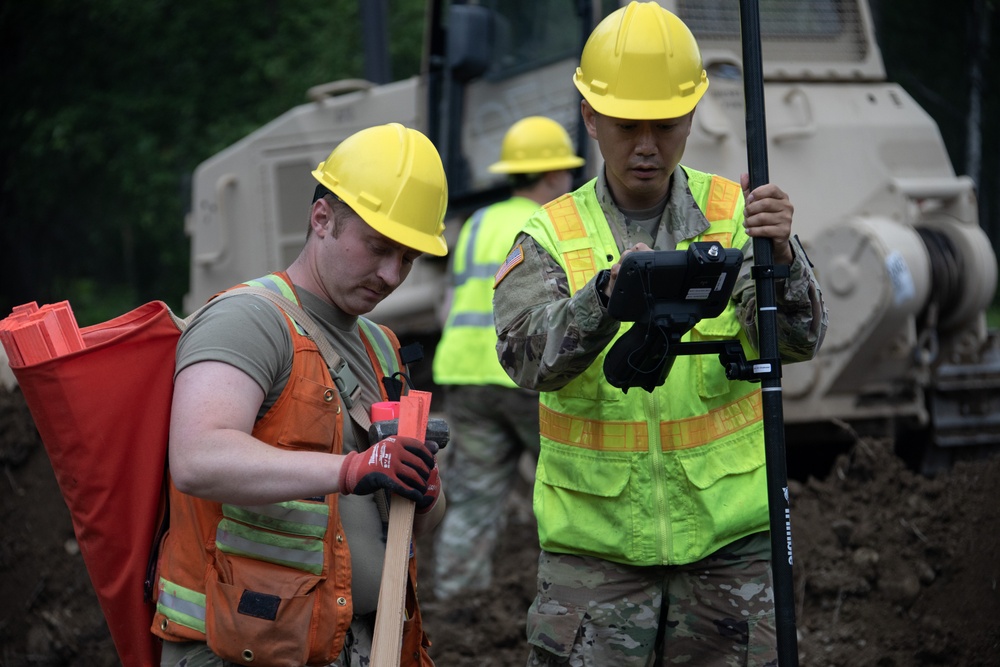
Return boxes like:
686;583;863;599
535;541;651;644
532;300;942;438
370;390;431;666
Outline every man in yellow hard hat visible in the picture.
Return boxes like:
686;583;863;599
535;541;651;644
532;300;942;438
492;3;828;665
431;116;584;601
152;123;447;667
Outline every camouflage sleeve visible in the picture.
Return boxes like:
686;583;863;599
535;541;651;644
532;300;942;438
733;235;829;363
493;234;621;391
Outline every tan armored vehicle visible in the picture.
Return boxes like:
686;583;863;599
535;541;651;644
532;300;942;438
182;0;999;471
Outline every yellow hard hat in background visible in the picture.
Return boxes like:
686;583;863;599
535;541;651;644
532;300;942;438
312;123;449;256
574;1;709;120
488;116;586;174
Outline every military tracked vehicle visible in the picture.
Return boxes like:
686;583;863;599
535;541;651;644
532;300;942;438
182;0;999;471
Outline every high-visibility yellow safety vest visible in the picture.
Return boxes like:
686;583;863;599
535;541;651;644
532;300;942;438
522;167;768;566
433;196;540;387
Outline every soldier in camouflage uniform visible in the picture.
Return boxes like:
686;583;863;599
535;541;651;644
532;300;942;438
432;117;585;600
491;3;828;666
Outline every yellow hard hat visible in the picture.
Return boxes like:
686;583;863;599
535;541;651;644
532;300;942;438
312;123;449;256
573;2;709;120
488;116;586;174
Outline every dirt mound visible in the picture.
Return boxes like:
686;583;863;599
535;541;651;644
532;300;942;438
1;385;998;666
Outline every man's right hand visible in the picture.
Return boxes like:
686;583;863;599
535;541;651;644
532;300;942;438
609;242;653;294
338;436;438;502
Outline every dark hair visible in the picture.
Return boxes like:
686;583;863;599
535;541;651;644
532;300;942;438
508;172;544;190
306;187;356;239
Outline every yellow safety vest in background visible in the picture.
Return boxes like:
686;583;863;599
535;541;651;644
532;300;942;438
433;196;541;387
522;167;768;566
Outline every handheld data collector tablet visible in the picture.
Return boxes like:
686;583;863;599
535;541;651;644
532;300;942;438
603;241;745;392
606;241;744;328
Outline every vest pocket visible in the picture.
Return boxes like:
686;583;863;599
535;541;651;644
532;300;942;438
675;434;769;548
273;374;339;452
536;446;634;561
690;317;745;399
205;574;312;666
205;553;338;666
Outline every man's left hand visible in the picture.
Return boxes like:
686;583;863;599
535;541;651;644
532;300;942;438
416;466;441;514
740;173;794;265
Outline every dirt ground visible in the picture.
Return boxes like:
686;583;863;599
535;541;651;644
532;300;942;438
1;384;999;666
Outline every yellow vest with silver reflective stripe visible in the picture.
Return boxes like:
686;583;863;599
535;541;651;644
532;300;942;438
433;196;541;387
522;167;768;566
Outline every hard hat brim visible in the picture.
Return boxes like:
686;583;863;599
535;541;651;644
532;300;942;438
488;155;586;174
312;170;449;257
574;76;709;121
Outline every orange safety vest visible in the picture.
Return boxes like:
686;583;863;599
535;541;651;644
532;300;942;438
151;272;432;666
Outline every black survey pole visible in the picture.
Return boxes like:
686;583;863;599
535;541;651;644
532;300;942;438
738;1;799;664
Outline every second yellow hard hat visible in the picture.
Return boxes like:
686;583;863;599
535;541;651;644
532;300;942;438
488;116;586;174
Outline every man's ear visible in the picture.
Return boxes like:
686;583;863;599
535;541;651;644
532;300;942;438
581;100;598;140
309;197;333;237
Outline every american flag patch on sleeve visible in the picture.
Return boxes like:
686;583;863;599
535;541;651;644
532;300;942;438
493;244;524;288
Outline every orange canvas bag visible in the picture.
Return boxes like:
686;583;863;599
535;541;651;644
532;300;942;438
5;300;182;667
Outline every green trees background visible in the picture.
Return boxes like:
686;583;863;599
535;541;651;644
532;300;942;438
0;0;425;324
1;0;997;325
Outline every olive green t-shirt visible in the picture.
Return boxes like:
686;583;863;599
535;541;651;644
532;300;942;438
176;286;387;615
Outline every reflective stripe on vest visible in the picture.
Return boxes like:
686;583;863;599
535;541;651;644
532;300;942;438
447;207;497;328
540;391;762;451
544;196;598;294
216;499;330;576
156;579;207;634
452;207;494;287
223;501;329;536
243;275;306;335
357;317;401;380
704;175;742;224
216;518;326;574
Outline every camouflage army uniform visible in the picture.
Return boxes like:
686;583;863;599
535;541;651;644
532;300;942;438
493;167;827;666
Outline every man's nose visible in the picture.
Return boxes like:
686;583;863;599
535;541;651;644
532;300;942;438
376;255;406;287
634;124;656;154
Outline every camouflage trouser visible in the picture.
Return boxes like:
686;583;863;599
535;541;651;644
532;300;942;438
525;532;777;667
432;384;540;599
158;613;375;667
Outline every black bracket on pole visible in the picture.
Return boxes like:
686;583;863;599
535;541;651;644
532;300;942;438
739;0;800;664
667;341;782;384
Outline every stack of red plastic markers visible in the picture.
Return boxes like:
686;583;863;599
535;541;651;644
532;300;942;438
0;301;86;366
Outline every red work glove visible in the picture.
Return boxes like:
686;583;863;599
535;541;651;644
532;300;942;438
416;465;441;514
339;436;437;503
